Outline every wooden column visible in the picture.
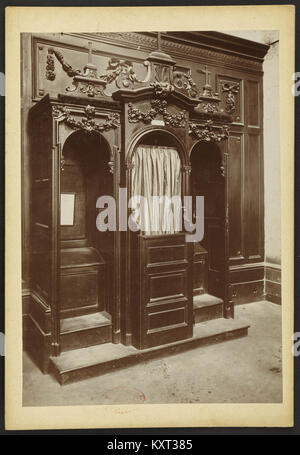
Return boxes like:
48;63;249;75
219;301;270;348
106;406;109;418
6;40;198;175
112;145;121;343
222;139;234;319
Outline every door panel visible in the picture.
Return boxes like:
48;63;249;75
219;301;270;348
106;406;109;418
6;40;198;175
133;233;193;349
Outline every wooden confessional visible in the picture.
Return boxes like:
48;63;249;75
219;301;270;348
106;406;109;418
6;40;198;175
26;35;257;382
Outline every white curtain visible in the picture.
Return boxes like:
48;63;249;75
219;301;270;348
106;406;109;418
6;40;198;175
131;145;182;235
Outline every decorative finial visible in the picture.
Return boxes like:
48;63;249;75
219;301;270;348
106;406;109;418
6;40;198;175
157;32;162;51
88;41;93;65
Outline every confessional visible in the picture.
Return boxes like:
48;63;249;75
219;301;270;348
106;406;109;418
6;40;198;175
26;33;267;381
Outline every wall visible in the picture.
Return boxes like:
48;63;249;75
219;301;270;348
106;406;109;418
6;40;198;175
227;30;281;302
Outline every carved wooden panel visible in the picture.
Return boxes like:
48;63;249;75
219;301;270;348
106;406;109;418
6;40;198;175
216;75;243;124
147;243;186;265
32;37;148;101
30;109;54;301
60;270;99;311
59;247;106;316
193;244;208;296
205;222;224;297
247;80;260;127
134;234;193;349
230;280;264;305
148;271;187;303
148;307;186;331
228;133;244;261
244;133;263;260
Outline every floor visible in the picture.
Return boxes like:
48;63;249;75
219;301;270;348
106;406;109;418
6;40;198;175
23;301;282;406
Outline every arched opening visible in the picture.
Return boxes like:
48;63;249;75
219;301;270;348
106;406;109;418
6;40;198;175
190;141;225;300
127;129;193;349
60;130;114;318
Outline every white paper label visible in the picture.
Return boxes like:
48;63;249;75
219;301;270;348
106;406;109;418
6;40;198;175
60;193;75;226
151;119;165;126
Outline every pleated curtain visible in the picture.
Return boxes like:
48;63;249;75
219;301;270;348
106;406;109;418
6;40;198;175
131;145;182;235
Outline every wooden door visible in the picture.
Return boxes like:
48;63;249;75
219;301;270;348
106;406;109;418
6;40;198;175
191;141;225;300
133;233;193;349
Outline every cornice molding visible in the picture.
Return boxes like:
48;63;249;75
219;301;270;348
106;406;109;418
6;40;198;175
67;32;265;74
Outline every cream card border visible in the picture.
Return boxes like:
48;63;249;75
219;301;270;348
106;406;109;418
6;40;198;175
5;5;295;429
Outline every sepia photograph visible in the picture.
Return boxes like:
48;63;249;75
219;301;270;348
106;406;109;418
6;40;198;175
21;28;283;404
5;5;294;429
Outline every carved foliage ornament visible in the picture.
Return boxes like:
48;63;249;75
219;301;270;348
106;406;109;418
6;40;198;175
173;71;198;98
45;47;202;101
128;99;187;128
189;120;229;142
73;82;104;98
52;104;120;134
47;48;82;78
46;54;55;81
150;81;174;98
200;101;219;113
100;58;143;89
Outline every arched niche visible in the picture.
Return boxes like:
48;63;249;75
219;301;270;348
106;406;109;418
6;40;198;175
60;129;115;315
60;130;113;248
190;140;225;298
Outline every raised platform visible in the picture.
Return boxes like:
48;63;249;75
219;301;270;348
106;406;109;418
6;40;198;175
193;293;223;323
50;318;249;385
60;311;112;352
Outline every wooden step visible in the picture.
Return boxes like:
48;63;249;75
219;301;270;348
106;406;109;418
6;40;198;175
60;311;112;352
50;318;249;385
193;293;223;323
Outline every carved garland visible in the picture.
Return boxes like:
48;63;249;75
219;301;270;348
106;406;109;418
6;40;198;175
189;120;229;142
45;54;55;81
47;48;83;79
52;104;120;134
128;99;187;128
46;49;143;91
